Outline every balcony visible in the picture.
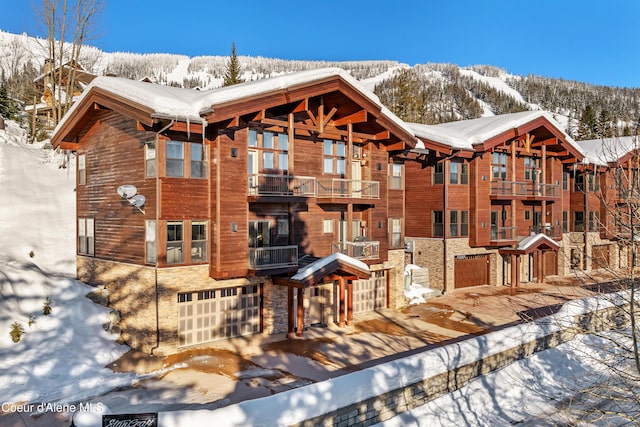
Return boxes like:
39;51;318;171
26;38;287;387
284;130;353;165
248;174;316;197
490;181;560;199
317;178;380;201
248;245;298;270
490;225;517;242
529;225;563;239
332;240;380;260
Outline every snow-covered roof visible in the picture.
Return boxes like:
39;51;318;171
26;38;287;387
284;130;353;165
577;136;640;166
291;252;369;283
54;68;417;142
408;110;582;155
516;233;560;252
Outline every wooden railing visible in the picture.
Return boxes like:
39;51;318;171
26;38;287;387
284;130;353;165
490;225;517;241
490;181;560;197
248;245;298;270
529;225;562;239
317;178;380;199
332;240;380;260
248;174;316;197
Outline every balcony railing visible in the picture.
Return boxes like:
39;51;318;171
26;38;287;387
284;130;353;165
490;225;517;241
248;245;298;270
332;240;380;260
490;181;560;198
317;179;380;199
248;174;316;197
617;189;640;200
529;225;562;239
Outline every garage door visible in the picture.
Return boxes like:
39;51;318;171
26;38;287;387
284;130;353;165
592;245;610;270
353;271;387;314
454;255;489;288
178;285;260;347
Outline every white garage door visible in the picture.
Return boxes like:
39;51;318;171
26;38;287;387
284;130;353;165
178;285;260;347
352;271;387;315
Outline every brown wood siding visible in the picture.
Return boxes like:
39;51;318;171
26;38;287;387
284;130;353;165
77;112;156;265
160;178;208;218
405;160;444;238
211;129;249;278
470;155;491;246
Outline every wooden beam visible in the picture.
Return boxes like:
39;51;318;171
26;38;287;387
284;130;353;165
339;277;345;327
292;99;308;113
331;110;367;126
296;287;304;337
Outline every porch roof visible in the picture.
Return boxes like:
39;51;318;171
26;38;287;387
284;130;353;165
499;233;560;255
289;253;371;287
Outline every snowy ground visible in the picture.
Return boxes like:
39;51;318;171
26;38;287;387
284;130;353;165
0;120;637;426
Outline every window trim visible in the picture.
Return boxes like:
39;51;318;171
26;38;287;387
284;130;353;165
78;217;94;256
78;154;86;185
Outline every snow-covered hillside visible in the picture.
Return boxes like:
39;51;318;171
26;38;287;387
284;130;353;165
0;121;135;423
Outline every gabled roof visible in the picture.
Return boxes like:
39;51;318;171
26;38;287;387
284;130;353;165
577;136;640;166
52;68;419;148
290;253;370;287
408;111;584;161
500;233;560;255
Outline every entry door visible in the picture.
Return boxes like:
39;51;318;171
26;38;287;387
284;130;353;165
309;287;325;326
491;211;498;240
249;221;270;248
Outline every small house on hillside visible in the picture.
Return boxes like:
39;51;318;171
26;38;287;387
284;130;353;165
51;68;418;354
26;59;96;134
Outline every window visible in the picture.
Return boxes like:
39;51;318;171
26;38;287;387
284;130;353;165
390;163;403;189
323;139;346;175
78;154;86;185
190;143;206;178
166;141;184;177
145;143;156;178
491;152;507;180
574;173;584;192
562;172;569;190
562;211;568;233
390;218;402;248
587;173;599;192
588;211;600;231
323;219;334;233
449;210;469;237
524;157;539;181
277;219;289;236
249;130;289;172
146;220;157;264
449;162;469;185
191;221;207;262
525;211;531;220
249;221;270;248
78;218;94;255
450;162;459;184
167;221;184;264
433;162;444;184
574;211;585;232
432;211;444;237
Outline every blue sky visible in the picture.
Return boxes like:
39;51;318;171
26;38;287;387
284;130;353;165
2;0;639;88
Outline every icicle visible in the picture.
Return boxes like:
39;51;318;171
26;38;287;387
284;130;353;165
187;117;191;140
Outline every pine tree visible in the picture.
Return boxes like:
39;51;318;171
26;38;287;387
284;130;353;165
577;105;598;140
223;42;244;87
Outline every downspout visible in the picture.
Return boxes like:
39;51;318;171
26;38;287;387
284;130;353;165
443;159;449;293
150;119;174;356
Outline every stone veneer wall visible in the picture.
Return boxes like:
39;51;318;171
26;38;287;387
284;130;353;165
77;256;158;352
560;232;618;276
407;238;500;293
385;249;406;309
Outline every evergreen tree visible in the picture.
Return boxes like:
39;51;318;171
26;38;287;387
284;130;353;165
223;42;244;87
577;105;598;140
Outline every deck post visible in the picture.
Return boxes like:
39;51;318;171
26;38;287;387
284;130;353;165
347;281;353;326
287;286;295;338
296;287;304;337
339;277;346;327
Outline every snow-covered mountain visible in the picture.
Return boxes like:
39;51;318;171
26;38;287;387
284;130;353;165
3;28;639;138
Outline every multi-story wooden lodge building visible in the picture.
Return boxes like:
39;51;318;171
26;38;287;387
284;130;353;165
52;66;640;354
402;111;586;293
51;69;419;354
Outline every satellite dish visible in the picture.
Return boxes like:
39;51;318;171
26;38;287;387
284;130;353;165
117;185;137;199
130;194;146;208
